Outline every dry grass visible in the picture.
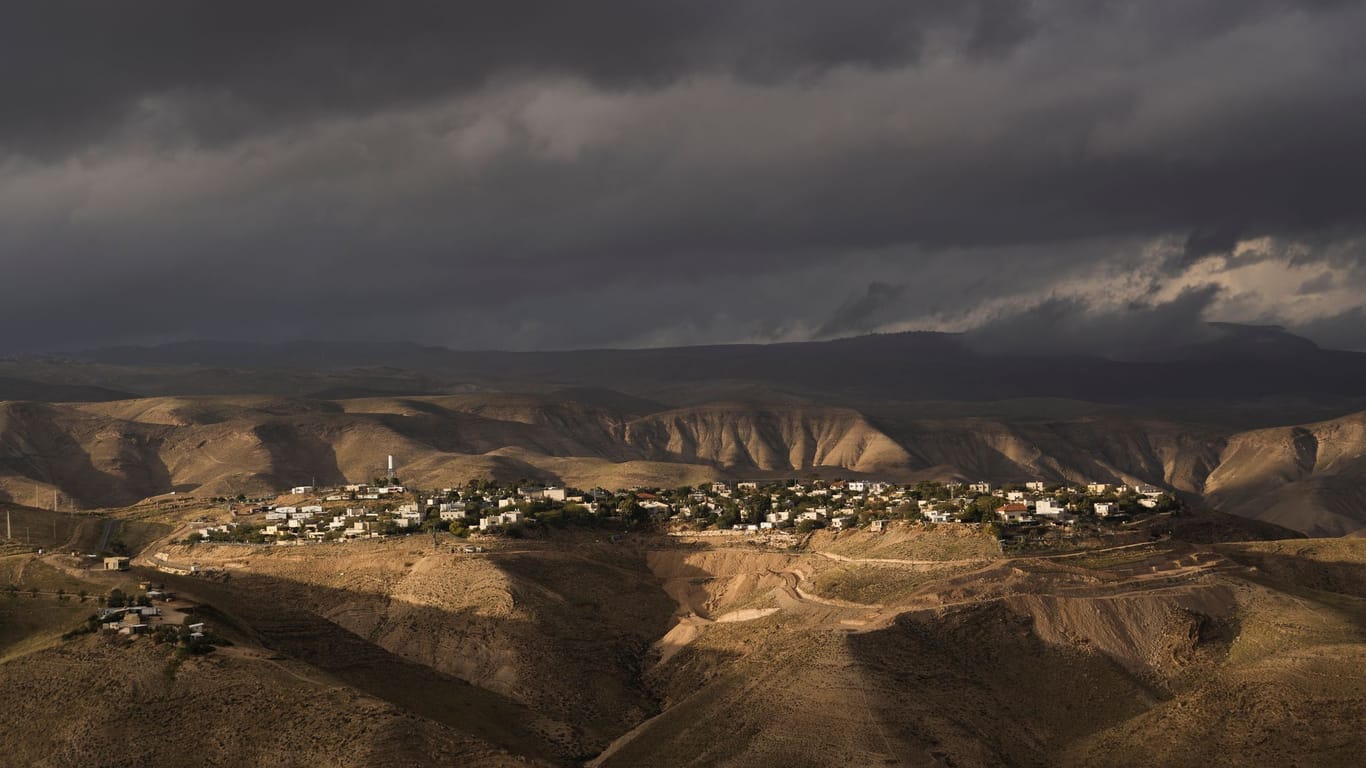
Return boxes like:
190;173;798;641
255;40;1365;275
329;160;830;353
808;562;974;604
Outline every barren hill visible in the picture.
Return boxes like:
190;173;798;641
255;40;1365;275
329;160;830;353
3;517;1363;767
1204;412;1366;537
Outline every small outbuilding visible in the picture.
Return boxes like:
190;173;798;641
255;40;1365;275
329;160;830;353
103;556;130;571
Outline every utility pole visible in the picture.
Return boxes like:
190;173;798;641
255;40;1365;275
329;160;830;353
5;509;10;541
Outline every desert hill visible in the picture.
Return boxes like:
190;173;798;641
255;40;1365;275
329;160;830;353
2;510;1363;767
1203;412;1366;537
0;637;535;768
1;394;1365;534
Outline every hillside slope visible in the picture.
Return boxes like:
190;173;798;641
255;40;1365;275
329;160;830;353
3;525;1362;767
1204;412;1366;537
0;395;1364;534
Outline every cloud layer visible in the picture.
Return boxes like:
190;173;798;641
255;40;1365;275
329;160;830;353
3;1;1365;353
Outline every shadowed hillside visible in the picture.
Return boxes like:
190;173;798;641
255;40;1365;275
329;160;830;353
3;520;1362;767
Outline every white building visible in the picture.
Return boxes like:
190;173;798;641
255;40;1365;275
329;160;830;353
479;510;524;531
1035;500;1067;518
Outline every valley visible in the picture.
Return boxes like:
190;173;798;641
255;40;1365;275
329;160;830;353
1;500;1362;767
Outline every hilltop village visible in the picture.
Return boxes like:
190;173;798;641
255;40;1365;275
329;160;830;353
185;476;1183;550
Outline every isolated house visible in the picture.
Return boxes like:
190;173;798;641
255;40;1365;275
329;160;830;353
103;556;130;571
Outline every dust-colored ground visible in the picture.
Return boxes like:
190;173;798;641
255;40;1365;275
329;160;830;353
0;635;533;768
2;518;1363;767
809;523;1003;562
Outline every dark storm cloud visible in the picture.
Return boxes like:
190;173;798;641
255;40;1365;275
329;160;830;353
1293;307;1366;351
963;286;1226;359
2;1;1366;354
1177;224;1244;270
1296;271;1337;295
816;282;911;338
0;0;1032;155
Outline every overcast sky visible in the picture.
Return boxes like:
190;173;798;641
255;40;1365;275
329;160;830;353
3;1;1365;354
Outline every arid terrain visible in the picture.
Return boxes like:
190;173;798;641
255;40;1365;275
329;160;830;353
2;392;1365;535
10;1;1366;762
1;500;1362;767
1;330;1365;765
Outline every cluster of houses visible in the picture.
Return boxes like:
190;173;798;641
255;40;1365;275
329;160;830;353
285;483;409;501
924;481;1169;525
188;477;1177;546
99;604;165;636
97;588;207;642
193;483;589;544
602;478;1176;532
198;502;423;543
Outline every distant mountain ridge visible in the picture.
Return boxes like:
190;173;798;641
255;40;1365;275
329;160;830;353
30;324;1366;406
